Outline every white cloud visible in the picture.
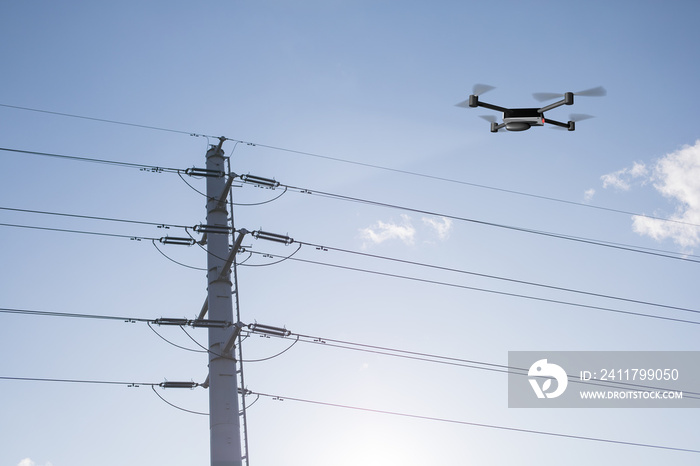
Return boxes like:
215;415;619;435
359;214;415;247
600;161;648;190
359;215;454;248
583;188;596;202
631;140;700;249
422;216;453;241
17;459;53;466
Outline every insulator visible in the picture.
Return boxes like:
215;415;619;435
153;318;189;326
184;167;224;178
252;230;294;245
241;174;280;188
160;381;197;389
193;224;231;234
249;323;291;337
159;236;196;246
190;319;230;328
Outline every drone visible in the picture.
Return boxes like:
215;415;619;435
456;84;606;132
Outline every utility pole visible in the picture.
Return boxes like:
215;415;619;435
205;140;243;466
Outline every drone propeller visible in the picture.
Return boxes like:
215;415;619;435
533;86;606;102
550;114;595;130
455;84;496;108
472;83;496;96
478;115;506;132
569;113;594;122
479;115;498;123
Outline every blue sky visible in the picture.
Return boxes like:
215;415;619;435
2;1;700;465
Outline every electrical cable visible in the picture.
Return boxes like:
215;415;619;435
147;322;207;353
0;375;154;387
0;306;149;323
0;104;216;138
0;146;181;173
246;250;700;326
242;336;300;362
296;240;700;316
178;170;214;199
0;222;157;241
279;183;700;263
178;325;219;355
4;215;697;327
150;385;208;416
3;170;697;266
233;186;288;206
256;329;700;398
237;141;700;229
2;102;698;230
237;243;303;267
0;206;191;230
251;391;700;454
244;393;261;410
3;307;695;397
0;375;208;416
151;239;206;271
6;205;697;329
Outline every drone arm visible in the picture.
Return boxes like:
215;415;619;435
543;118;574;131
537;92;574;113
468;95;508;112
477;100;508;112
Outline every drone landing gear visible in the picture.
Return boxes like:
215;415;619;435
490;121;506;132
543;118;575;131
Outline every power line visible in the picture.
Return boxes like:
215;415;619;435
4;142;698;262
0;307;151;323
0;307;231;328
3;98;699;230
151;239;206;271
0;222;159;241
276;183;700;263
0;146;182;173
294;240;700;316
251;391;700;455
147;322;207;354
0;206;191;230
0;375;156;387
244;250;700;326
4;373;696;454
0;104;216;139
234;142;700;230
255;328;700;398
150;385;208;415
0;375;205;415
4;213;697;326
5;306;693;396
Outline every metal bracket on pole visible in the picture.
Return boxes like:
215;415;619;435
197;298;209;321
196;229;248;320
222;322;245;355
220;229;249;279
217;174;237;208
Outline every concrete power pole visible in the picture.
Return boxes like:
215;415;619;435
205;141;243;466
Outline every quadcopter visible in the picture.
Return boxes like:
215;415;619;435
456;84;606;132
